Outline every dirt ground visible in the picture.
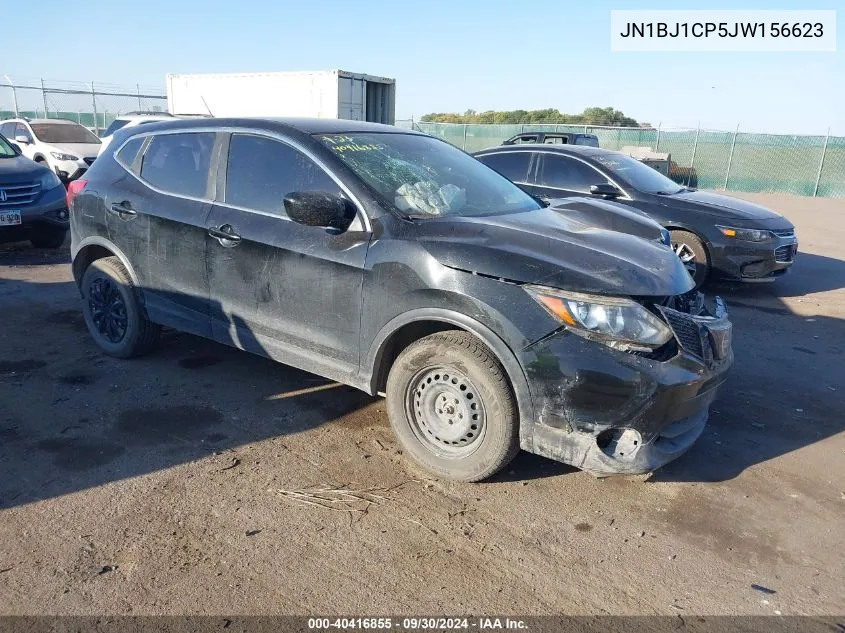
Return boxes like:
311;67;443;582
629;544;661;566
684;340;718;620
0;192;843;616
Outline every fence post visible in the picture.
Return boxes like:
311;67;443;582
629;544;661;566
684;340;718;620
4;75;19;116
462;124;468;151
137;84;143;111
584;124;588;135
724;123;740;190
91;82;99;135
40;78;49;118
655;123;661;151
687;122;700;186
812;127;830;198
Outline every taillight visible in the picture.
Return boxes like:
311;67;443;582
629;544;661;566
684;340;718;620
66;179;88;209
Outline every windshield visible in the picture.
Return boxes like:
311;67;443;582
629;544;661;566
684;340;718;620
594;153;683;194
31;123;101;145
319;133;540;218
0;134;16;158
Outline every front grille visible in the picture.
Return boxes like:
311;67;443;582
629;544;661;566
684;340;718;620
660;308;705;359
772;229;795;238
83;157;96;166
0;182;41;208
775;244;796;262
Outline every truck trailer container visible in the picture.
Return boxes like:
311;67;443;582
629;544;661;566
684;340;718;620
166;70;396;124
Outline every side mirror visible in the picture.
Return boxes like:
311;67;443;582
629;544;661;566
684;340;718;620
284;191;356;233
14;134;31;145
9;143;21;154
590;183;622;198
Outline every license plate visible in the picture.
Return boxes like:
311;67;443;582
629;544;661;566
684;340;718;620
0;210;21;226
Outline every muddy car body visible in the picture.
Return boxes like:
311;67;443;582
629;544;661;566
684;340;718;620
69;118;732;480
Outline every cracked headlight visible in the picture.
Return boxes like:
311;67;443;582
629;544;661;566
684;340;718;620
525;285;673;352
716;225;771;242
50;152;79;161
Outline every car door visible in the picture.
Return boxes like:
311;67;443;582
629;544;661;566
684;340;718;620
205;132;370;384
476;151;535;196
108;130;217;338
532;152;614;200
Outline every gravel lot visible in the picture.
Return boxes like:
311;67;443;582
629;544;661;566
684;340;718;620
0;192;843;616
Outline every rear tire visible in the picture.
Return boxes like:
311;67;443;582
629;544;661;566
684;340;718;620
30;226;67;249
385;330;519;482
81;256;160;358
670;229;710;289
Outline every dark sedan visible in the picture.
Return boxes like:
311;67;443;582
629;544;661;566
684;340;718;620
474;144;797;288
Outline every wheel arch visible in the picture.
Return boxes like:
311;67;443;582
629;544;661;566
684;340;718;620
72;237;140;291
364;309;536;450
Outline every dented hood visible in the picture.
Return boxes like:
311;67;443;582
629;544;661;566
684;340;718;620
415;197;695;296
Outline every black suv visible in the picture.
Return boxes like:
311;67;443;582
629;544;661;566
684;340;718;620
70;118;732;481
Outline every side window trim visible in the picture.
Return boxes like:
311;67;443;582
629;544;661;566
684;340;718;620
537;152;631;199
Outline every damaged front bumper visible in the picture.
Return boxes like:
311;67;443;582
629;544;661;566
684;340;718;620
519;295;732;475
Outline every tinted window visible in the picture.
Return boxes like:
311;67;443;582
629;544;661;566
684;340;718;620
574;135;600;147
478;152;532;183
116;137;144;168
543;136;568;144
140;132;214;198
539;154;609;192
225;134;340;214
103;119;129;137
0;123;15;138
31;123;100;144
15;123;30;140
511;135;539;144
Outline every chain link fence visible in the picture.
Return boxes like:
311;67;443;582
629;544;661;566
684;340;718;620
0;78;167;135
397;120;845;199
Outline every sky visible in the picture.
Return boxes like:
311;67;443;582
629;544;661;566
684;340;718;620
2;0;843;134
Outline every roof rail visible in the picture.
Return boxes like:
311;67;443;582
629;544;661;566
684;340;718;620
123;111;174;116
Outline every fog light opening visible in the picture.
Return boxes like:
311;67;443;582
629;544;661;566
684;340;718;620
596;428;642;461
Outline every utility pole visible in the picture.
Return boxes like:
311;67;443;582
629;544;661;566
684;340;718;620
813;128;831;197
4;75;18;117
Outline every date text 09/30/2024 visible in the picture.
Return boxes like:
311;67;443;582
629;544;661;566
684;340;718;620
307;618;528;630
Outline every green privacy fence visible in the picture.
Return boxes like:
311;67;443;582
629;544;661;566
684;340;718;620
0;110;123;133
396;120;845;199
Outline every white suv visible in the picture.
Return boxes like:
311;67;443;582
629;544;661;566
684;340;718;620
98;113;175;155
0;119;101;183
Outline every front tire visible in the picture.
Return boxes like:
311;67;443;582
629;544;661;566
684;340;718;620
385;331;520;482
81;256;160;358
670;229;710;289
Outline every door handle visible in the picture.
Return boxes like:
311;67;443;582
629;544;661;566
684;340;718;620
109;201;137;219
208;224;241;247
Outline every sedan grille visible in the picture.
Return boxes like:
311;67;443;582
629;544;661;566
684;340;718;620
772;229;795;238
0;182;41;208
775;245;796;262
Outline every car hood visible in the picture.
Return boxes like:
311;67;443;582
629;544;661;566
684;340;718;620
0;155;48;182
42;142;101;159
415;198;695;296
664;190;791;227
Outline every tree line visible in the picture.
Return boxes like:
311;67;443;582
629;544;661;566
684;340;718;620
420;107;641;127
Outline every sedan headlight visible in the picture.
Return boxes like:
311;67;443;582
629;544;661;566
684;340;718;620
38;169;62;191
525;285;673;352
716;225;771;242
50;151;79;161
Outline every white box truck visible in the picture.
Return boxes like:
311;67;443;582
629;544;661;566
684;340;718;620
166;70;396;124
